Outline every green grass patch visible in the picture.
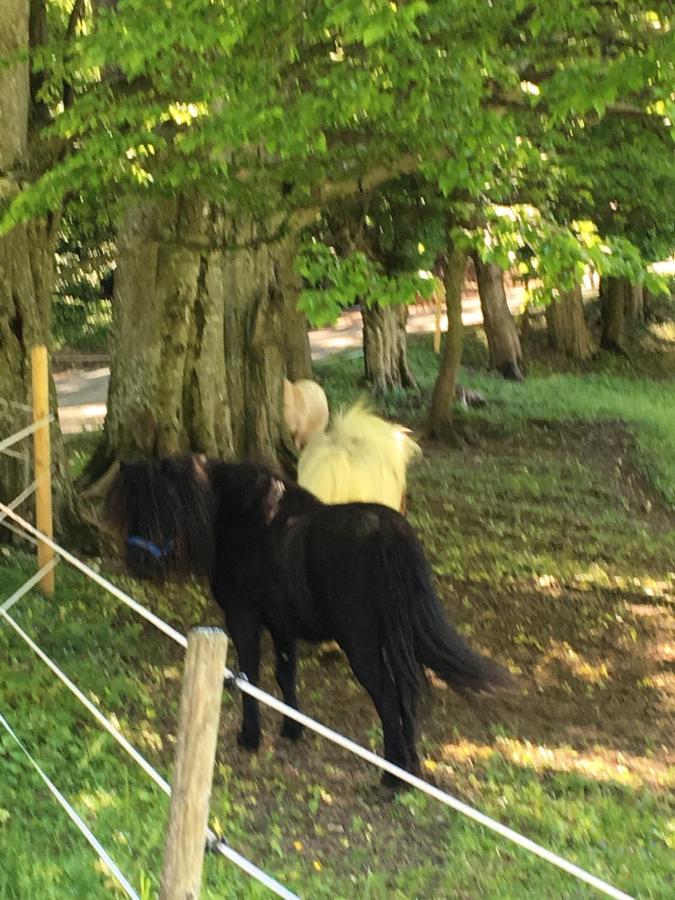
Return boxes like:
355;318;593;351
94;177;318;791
2;316;674;898
316;322;675;506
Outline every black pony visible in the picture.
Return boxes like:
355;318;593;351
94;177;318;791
106;455;509;784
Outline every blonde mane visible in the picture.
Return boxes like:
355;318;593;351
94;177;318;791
298;402;421;511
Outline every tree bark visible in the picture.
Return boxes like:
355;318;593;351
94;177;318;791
472;255;525;380
600;276;628;352
276;242;312;381
361;303;416;394
643;286;657;321
546;285;594;359
0;0;78;534
220;220;306;466
628;282;644;322
428;246;467;439
90;197;304;477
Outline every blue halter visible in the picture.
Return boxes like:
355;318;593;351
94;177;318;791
127;536;173;559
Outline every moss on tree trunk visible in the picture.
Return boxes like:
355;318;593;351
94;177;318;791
90;197;308;476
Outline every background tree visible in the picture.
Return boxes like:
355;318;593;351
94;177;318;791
0;0;82;528
2;0;673;470
472;255;525;381
298;179;445;394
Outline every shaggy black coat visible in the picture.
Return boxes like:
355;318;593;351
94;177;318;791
106;455;508;783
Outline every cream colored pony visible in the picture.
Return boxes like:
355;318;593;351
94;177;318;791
283;379;330;450
298;402;421;513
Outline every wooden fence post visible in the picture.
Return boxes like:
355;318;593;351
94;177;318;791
31;345;54;596
160;628;228;900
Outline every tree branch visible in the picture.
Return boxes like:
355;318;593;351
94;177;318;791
290;152;424;231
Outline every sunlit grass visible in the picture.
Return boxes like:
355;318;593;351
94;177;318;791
2;319;674;898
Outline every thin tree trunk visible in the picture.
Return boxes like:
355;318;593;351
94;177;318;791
89;197;302;478
546;285;594;359
643;286;656;321
0;0;79;534
628;283;644;322
472;255;524;381
361;303;415;394
428;246;467;439
600;276;627;352
276;240;313;381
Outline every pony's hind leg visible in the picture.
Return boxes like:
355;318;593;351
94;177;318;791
226;609;263;751
398;687;421;778
344;644;413;786
271;632;303;741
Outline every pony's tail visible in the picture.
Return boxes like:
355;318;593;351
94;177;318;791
410;584;508;693
380;524;510;695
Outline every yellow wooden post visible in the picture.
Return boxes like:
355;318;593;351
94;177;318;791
31;345;54;596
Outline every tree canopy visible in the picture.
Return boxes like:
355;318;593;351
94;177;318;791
3;1;673;271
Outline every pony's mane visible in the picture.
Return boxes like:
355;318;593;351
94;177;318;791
297;401;421;510
104;456;215;575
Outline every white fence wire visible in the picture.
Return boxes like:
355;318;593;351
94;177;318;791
0;415;52;456
0;473;49;529
0;559;59;615
0;599;298;900
0;710;140;900
0;446;29;461
0;500;636;900
0;412;296;900
0;397;32;414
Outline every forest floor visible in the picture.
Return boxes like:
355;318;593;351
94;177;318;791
1;311;674;898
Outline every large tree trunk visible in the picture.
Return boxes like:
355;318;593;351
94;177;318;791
472;255;525;381
0;0;78;534
428;246;467;439
546;285;594;359
91;197;306;476
361;303;415;394
600;276;628;353
220;219;309;465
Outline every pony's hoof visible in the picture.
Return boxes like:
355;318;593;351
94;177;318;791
237;730;260;752
281;719;303;742
380;770;411;790
380;759;420;790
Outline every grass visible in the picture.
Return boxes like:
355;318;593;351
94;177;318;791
1;314;674;898
316;315;675;506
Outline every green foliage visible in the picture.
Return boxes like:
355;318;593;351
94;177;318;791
52;197;115;350
459;208;671;307
295;176;446;326
1;0;672;296
296;237;433;326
